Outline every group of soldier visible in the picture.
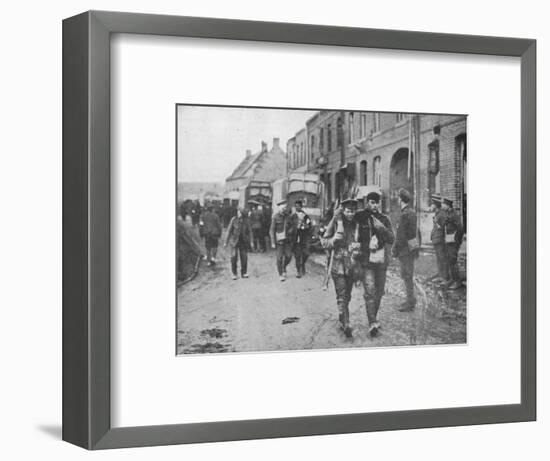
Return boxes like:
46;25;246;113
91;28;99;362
193;188;464;339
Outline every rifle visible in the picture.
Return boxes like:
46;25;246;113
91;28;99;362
322;199;340;291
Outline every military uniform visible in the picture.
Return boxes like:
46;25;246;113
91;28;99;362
291;208;312;277
392;190;418;310
443;203;464;288
355;208;394;331
224;214;252;278
269;205;295;279
321;213;360;337
431;205;448;281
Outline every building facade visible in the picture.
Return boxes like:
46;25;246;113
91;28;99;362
288;111;467;243
225;137;286;193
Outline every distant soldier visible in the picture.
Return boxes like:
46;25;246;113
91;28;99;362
199;205;222;266
429;194;449;284
320;198;360;338
224;207;251;280
291;200;312;278
249;204;265;252
262;204;272;250
392;188;418;312
441;197;465;290
355;188;395;337
191;200;202;227
270;199;295;282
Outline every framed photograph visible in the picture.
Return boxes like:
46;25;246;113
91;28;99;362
63;10;536;449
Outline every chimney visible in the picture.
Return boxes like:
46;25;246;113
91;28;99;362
273;137;280;150
261;141;268;152
245;149;252;157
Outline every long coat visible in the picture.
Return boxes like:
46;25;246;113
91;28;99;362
224;216;252;249
392;205;418;257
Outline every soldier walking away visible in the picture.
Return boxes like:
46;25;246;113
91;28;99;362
430;194;449;284
249;204;265;252
199;204;222;266
320;198;361;338
441;197;465;290
355;187;395;337
291;200;312;278
224;207;251;280
270;199;295;282
392;188;418;312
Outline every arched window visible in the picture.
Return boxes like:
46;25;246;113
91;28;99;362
373;156;381;186
360;160;367;186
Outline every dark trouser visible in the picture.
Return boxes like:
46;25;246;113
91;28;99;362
276;241;292;276
362;264;388;325
434;243;449;280
252;228;263;251
398;254;416;307
293;241;309;274
332;272;354;328
446;242;459;282
204;235;219;262
230;245;248;276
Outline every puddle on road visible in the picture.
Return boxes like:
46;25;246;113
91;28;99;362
282;317;300;325
200;327;227;338
187;342;230;353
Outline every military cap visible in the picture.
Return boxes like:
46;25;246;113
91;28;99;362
398;188;412;203
430;194;442;203
276;198;287;206
341;197;358;209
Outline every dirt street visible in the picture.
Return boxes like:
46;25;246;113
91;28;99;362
177;243;466;355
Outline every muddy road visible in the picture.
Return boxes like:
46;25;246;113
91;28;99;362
177;245;466;355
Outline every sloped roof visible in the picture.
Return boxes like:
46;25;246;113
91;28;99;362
226;150;264;180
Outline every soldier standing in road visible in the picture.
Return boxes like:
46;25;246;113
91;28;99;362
224;207;251;280
430;194;449;284
270;199;295;282
392;188;418;312
249;204;265;252
320;198;361;338
441;197;465;290
291;200;312;278
199;205;222;266
355;188;395;337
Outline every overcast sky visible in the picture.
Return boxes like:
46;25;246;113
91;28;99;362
177;105;317;183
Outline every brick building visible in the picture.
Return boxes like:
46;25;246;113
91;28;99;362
225;137;286;193
288;111;467;243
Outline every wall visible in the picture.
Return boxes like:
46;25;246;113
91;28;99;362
1;1;546;460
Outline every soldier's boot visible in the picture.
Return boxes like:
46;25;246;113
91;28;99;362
338;304;352;338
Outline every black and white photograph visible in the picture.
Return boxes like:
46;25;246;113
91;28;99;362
176;104;467;354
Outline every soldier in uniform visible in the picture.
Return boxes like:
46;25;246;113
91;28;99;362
392;188;418;312
441;197;465;290
430;194;449;283
199;204;222;266
355;188;395;337
224;207;251;280
320;198;361;338
270;199;295;281
291;200;312;278
249;204;265;252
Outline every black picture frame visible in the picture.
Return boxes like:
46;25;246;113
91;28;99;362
62;10;536;450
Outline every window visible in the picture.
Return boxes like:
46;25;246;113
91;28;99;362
349;112;355;143
327;124;332;152
360;160;367;186
319;128;324;153
373;113;380;132
373;156;381;186
337;117;343;148
428;140;440;195
310;135;315;160
301;142;304;165
359;113;367;139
